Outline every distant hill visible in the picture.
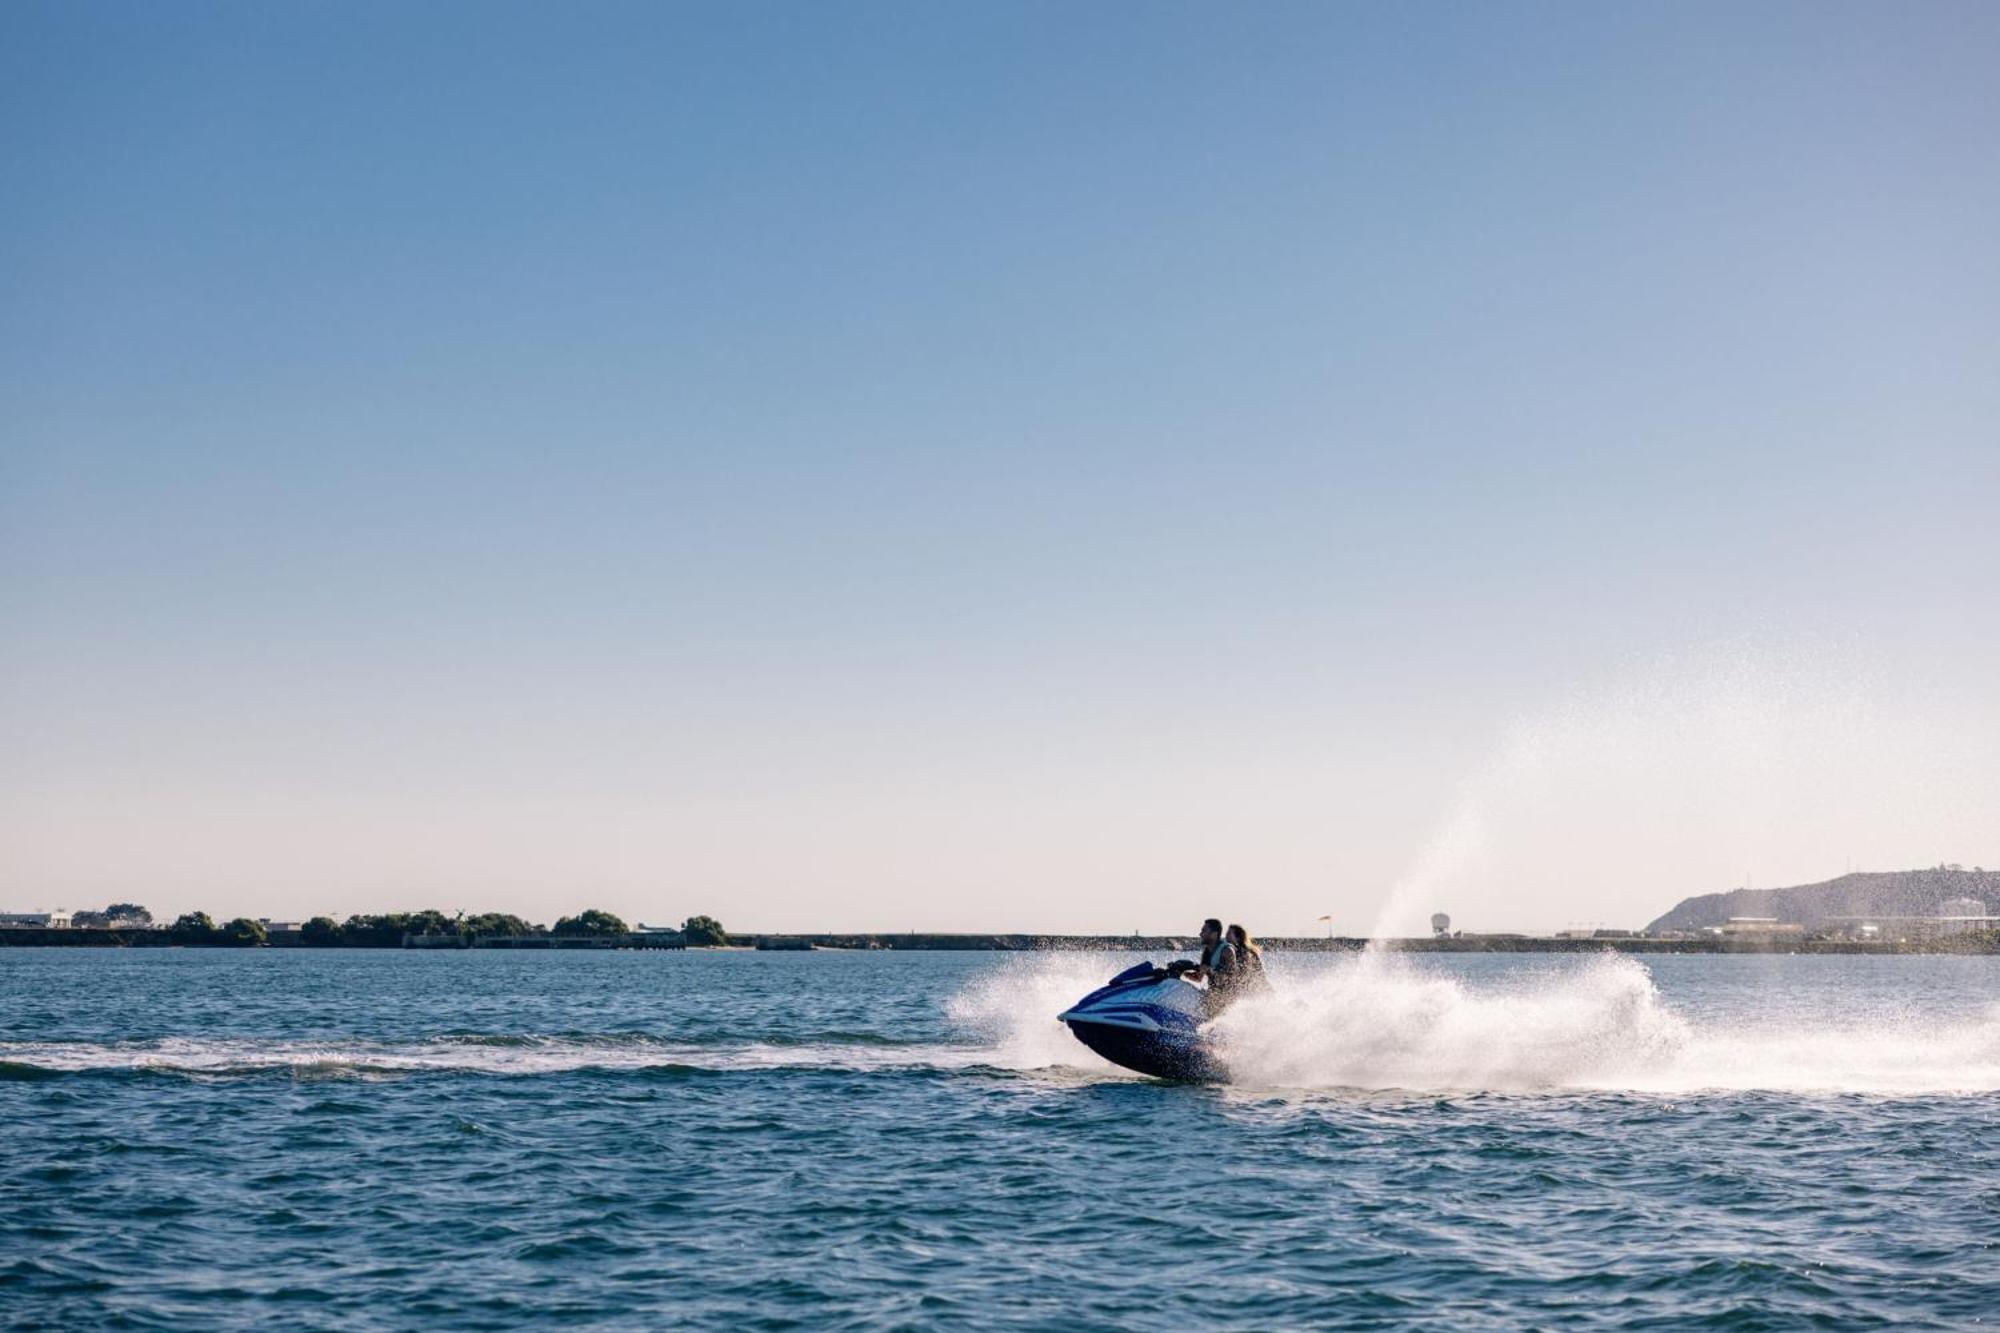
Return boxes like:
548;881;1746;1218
1646;867;2000;934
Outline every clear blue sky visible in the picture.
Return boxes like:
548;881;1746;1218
5;2;1997;931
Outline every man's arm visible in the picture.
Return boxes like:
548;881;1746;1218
1190;943;1236;984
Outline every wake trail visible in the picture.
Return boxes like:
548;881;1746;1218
0;1033;1001;1079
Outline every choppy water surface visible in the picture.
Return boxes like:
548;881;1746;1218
4;949;1998;1329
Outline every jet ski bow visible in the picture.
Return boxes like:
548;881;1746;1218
1058;961;1226;1082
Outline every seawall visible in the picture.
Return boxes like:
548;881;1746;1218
7;929;2000;954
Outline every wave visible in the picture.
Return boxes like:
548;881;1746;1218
0;1059;66;1083
950;952;2000;1095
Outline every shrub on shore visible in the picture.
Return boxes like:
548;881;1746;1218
302;916;343;947
171;912;218;944
340;910;453;947
683;915;729;946
88;905;714;947
68;902;155;929
552;908;627;937
461;912;535;939
220;917;267;947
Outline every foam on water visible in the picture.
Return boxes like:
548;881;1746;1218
944;954;1135;1074
0;1033;991;1079
0;959;1131;1081
953;952;2000;1095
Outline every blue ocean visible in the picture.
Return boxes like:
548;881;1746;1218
4;949;1997;1328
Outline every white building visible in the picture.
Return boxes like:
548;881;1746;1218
1936;898;1991;936
0;910;72;929
1715;916;1806;938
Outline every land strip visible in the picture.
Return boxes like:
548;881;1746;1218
6;928;2000;954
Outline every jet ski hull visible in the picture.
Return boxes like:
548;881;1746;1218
1059;963;1227;1082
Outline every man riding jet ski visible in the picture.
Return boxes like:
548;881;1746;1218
1056;919;1239;1081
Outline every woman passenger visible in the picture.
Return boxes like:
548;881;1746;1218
1226;924;1273;996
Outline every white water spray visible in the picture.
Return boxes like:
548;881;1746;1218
1369;640;1998;938
949;952;2000;1096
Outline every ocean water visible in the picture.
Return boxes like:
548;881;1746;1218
4;949;1998;1329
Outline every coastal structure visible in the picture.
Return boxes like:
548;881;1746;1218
448;928;687;949
1826;898;2000;941
1938;898;1991;934
0;910;72;929
1714;917;1807;940
10;874;2000;953
1647;867;2000;937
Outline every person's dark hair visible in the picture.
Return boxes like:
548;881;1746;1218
1202;918;1223;934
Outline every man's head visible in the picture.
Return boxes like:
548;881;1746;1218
1200;918;1222;945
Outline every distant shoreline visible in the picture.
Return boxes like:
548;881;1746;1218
5;928;2000;955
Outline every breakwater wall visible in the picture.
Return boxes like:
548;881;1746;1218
7;929;2000;954
736;933;2000;955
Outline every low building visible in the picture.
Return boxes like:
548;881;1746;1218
0;911;71;929
1937;898;1991;937
260;920;306;947
1713;917;1806;939
1826;910;2000;941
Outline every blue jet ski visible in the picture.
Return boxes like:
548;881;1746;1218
1058;961;1226;1082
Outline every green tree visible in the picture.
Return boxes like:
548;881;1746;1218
340;913;397;947
552;908;627;937
682;915;729;947
461;912;533;939
171;912;217;944
402;908;453;938
301;916;344;947
71;910;110;928
104;903;152;926
220;917;268;947
340;912;448;947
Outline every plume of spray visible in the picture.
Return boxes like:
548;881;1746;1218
1368;638;1997;939
945;952;1147;1073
